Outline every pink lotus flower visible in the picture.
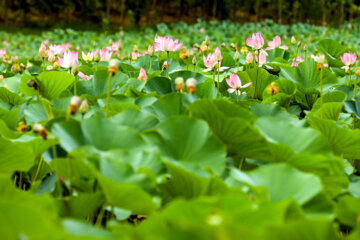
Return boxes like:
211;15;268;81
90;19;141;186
0;49;6;58
265;35;289;51
341;53;357;66
78;72;89;81
246;33;264;50
131;52;143;61
3;40;8;45
153;35;183;52
291;56;305;67
203;47;229;72
203;51;229;72
200;28;205;33
137;67;147;81
99;49;112;61
57;50;79;69
255;51;273;69
82;51;94;61
49;44;66;55
226;73;252;96
107;41;121;51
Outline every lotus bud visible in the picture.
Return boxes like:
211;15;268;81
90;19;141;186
68;96;82;115
246;52;253;64
148;45;155;57
304;44;308;51
297;40;302;47
175;77;185;92
108;59;120;75
205;35;210;45
79;99;89;115
162;61;168;71
356;67;360;77
33;123;47;140
179;48;190;60
291;36;296;45
93;50;101;62
137;67;148;81
235;51;240;61
17;121;30;133
38;43;47;58
48;54;56;63
46;66;53;71
186;78;197;94
240;46;249;54
266;82;279;96
0;75;3;81
192;56;197;65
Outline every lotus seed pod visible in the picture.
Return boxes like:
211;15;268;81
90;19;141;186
79;99;89;115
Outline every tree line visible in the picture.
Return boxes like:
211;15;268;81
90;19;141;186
0;0;359;27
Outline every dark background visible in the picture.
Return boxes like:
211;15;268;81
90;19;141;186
1;0;360;29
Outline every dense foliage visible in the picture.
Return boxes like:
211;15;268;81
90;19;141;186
1;22;360;239
1;0;360;26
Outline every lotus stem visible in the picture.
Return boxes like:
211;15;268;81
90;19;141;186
217;61;221;96
96;205;105;227
355;75;358;98
253;63;259;99
320;67;324;119
166;51;170;78
149;56;152;72
74;78;77;96
32;157;44;183
106;73;112;118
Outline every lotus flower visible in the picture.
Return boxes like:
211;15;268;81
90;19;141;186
256;51;273;69
57;50;79;69
311;54;328;68
0;49;6;58
49;44;66;55
265;35;289;50
341;53;357;67
246;33;264;50
226;73;252;96
99;49;112;61
78;72;89;81
153;35;183;52
82;51;94;61
291;56;305;67
203;49;229;72
137;67;147;81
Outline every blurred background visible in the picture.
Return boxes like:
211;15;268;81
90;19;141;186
1;0;360;29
